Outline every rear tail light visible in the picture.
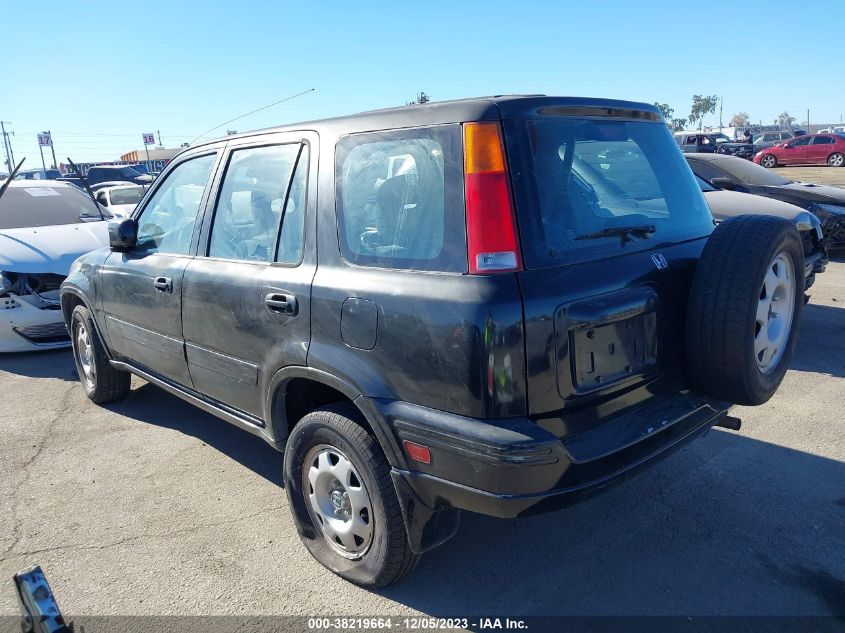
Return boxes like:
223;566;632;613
463;122;523;274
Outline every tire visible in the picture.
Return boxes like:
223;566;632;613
760;154;777;168
70;305;131;404
827;152;844;168
686;215;804;406
283;403;419;587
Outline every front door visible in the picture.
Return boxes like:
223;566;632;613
100;150;222;386
180;133;317;420
784;136;811;164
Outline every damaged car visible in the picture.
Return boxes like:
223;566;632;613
1;180;109;352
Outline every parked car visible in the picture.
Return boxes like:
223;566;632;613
686;152;845;247
695;175;827;289
84;165;154;187
751;131;796;153
673;131;732;153
1;180;109;351
754;133;845;168
94;184;145;217
61;96;804;587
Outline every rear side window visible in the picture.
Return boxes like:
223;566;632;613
812;136;834;145
208;143;303;263
335;125;465;272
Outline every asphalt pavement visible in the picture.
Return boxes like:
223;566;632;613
0;260;843;620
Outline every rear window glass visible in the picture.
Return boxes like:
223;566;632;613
505;118;714;268
335;125;465;272
0;185;105;229
109;186;145;206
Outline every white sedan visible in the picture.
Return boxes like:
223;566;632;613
93;183;146;217
0;180;110;352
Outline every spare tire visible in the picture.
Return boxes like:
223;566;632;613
686;215;804;406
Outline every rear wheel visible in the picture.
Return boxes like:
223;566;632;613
760;154;777;168
827;152;844;167
686;215;804;405
283;403;419;587
71;305;130;404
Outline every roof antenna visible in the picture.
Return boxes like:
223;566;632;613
191;88;315;144
66;157;105;221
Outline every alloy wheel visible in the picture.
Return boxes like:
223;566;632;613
76;323;96;389
761;154;776;168
754;252;795;374
828;153;844;167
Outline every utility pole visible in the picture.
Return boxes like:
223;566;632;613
157;130;162;146
1;121;15;171
718;97;723;133
0;122;11;173
807;109;810;132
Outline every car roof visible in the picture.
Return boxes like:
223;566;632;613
187;95;662;151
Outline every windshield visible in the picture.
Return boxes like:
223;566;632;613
506;118;714;267
718;157;792;186
118;167;142;179
0;186;105;229
109;186;144;206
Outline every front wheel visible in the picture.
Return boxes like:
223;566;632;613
70;305;131;404
760;154;778;168
283;404;419;587
827;152;844;167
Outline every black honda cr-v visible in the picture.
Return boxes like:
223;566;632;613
61;96;805;586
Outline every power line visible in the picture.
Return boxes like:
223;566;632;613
191;88;315;144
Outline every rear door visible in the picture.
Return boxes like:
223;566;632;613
808;135;835;164
180;132;317;420
504;113;716;420
99;149;222;386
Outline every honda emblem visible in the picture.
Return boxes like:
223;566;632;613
651;253;668;269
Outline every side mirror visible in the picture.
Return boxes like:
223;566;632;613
710;177;737;190
109;218;137;251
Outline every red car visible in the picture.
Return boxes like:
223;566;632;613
754;133;845;168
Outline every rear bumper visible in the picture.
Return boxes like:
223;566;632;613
370;392;731;520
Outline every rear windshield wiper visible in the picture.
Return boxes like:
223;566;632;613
574;224;656;244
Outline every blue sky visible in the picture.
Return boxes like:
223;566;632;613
2;0;842;167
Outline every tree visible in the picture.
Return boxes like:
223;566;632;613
729;112;750;127
653;102;674;121
688;94;718;130
775;111;795;127
671;118;687;131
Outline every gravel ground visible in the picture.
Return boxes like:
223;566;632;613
0;260;843;621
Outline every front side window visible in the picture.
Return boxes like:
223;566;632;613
790;137;811;147
208;143;303;262
336;125;464;272
506;118;714;268
135;153;216;255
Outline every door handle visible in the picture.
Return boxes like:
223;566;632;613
265;293;298;315
153;276;172;293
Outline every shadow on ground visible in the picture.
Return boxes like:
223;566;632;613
790;303;845;378
108;382;283;487
378;431;845;616
0;349;76;381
